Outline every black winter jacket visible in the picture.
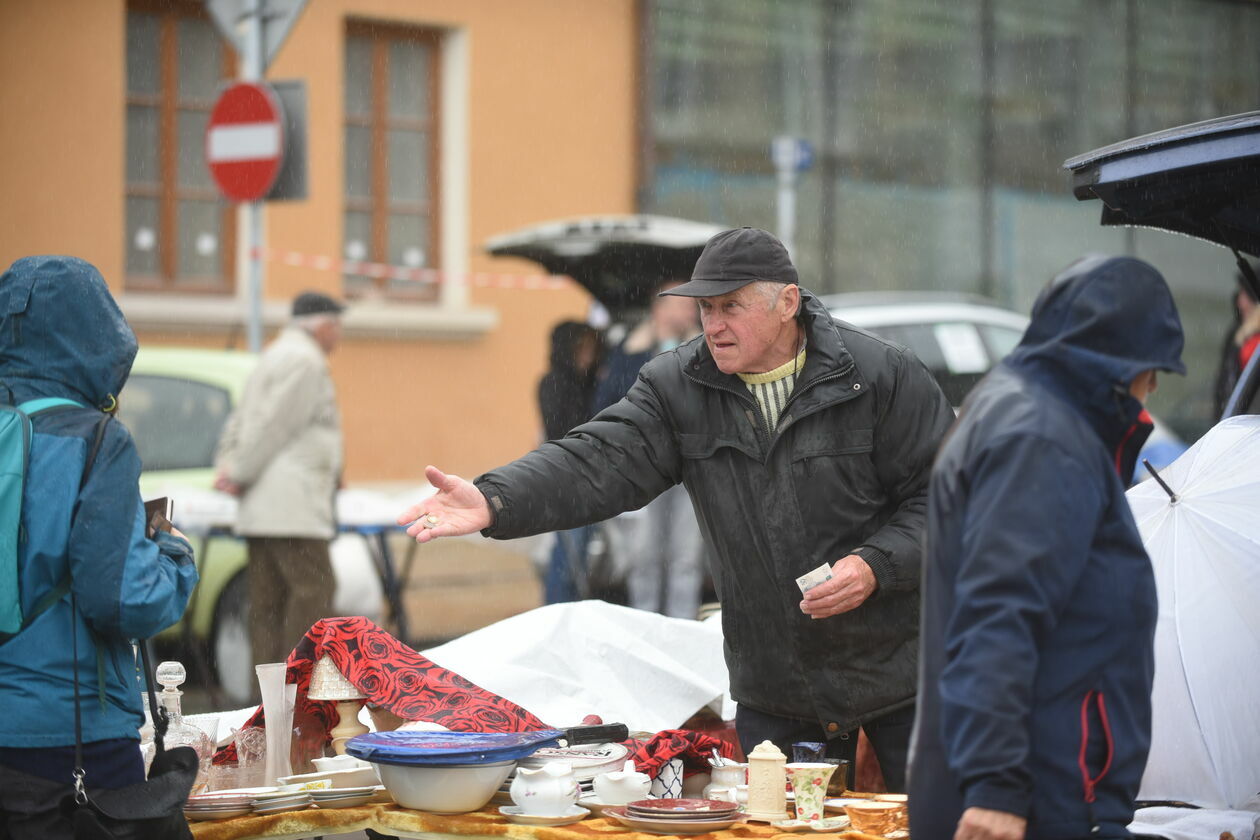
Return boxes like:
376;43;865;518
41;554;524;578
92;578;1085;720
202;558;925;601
908;256;1186;839
478;291;953;729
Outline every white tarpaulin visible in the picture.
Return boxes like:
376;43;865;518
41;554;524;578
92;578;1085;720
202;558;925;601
1127;416;1260;812
422;601;732;733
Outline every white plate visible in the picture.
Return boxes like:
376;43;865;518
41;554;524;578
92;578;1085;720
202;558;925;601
499;805;590;826
194;787;278;797
252;801;313;815
577;794;618;816
517;743;630;777
252;794;312;808
772;816;853;833
252;790;315;802
278;765;380;789
311;785;377;797
314;794;376;809
184;807;253;821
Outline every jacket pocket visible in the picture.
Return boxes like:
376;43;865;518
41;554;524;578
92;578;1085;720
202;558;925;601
790;428;873;461
678;432;757;461
790;430;883;537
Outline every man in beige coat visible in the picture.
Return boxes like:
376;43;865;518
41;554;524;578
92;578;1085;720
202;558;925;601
216;292;345;667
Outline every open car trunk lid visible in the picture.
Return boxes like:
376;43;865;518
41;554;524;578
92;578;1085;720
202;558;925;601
1064;111;1260;261
1065;111;1260;418
484;215;723;317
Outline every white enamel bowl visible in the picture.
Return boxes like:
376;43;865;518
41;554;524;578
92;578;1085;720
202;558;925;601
373;759;516;814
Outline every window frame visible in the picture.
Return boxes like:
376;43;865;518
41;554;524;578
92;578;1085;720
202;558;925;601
117;373;234;472
343;19;443;301
125;0;237;294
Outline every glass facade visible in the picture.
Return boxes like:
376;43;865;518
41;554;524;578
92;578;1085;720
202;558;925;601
645;0;1260;439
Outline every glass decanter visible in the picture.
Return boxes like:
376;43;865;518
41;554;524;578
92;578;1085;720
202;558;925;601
154;661;216;792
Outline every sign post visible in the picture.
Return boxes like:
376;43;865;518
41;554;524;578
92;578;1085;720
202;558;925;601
205;0;308;353
770;136;814;260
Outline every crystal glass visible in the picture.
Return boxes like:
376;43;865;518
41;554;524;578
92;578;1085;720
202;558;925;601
153;660;216;792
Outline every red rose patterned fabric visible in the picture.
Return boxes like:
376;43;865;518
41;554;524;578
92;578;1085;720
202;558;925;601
629;729;736;779
214;616;551;764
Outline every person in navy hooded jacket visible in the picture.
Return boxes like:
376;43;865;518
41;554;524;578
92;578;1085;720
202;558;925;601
909;256;1185;840
0;256;198;838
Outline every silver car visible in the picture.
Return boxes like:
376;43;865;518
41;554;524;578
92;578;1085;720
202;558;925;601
823;291;1188;476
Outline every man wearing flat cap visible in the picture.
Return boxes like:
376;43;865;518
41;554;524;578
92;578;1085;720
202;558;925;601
216;291;345;669
400;229;952;788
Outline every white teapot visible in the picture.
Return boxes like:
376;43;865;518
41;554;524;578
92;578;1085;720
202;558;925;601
510;762;580;815
592;760;652;805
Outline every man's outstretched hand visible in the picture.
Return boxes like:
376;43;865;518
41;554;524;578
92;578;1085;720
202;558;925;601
398;466;493;543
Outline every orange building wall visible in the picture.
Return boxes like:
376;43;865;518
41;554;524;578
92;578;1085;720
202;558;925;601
0;1;126;281
0;0;639;484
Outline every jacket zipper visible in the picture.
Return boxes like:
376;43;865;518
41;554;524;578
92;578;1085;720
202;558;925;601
768;368;860;454
1078;689;1115;809
681;368;770;449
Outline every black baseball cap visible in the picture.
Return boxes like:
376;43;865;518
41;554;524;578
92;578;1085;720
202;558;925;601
660;227;798;298
292;291;345;317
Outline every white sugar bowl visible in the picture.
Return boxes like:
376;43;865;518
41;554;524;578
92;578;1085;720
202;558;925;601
592;760;652;805
509;762;580;815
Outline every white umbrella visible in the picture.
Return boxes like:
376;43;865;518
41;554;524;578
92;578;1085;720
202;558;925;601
1127;415;1260;811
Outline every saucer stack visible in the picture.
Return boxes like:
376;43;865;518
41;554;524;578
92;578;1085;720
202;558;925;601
183;791;254;821
310;785;377;809
604;798;744;835
250;790;314;815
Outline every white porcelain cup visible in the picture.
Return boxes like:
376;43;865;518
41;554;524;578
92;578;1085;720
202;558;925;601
592;760;651;805
509;762;580;816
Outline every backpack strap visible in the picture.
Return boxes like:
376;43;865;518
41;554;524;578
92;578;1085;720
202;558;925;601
4;399;91;635
17;397;83;416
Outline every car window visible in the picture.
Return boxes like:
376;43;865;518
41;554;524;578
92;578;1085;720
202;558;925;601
118;375;232;471
978;324;1023;360
865;322;992;406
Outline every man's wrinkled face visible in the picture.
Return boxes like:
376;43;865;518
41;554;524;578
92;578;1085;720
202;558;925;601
697;284;793;374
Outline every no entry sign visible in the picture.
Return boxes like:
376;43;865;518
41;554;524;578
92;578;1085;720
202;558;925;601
205;82;285;202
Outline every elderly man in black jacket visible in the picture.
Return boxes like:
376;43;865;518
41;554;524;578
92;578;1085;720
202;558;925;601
399;228;953;789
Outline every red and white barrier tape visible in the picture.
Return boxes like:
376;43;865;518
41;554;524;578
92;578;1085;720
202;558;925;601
252;248;571;290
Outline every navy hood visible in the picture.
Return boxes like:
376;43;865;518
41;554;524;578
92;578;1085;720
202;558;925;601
0;256;137;408
1006;256;1184;436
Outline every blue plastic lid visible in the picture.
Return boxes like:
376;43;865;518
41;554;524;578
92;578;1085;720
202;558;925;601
346;730;562;767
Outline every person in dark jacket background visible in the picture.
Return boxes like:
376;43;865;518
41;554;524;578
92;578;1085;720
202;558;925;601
909;256;1185;840
539;321;600;442
593;283;708;620
402;228;955;790
536;320;600;602
1211;260;1260;418
0;256;198;838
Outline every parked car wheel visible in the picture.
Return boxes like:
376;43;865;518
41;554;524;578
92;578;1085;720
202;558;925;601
211;571;255;707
